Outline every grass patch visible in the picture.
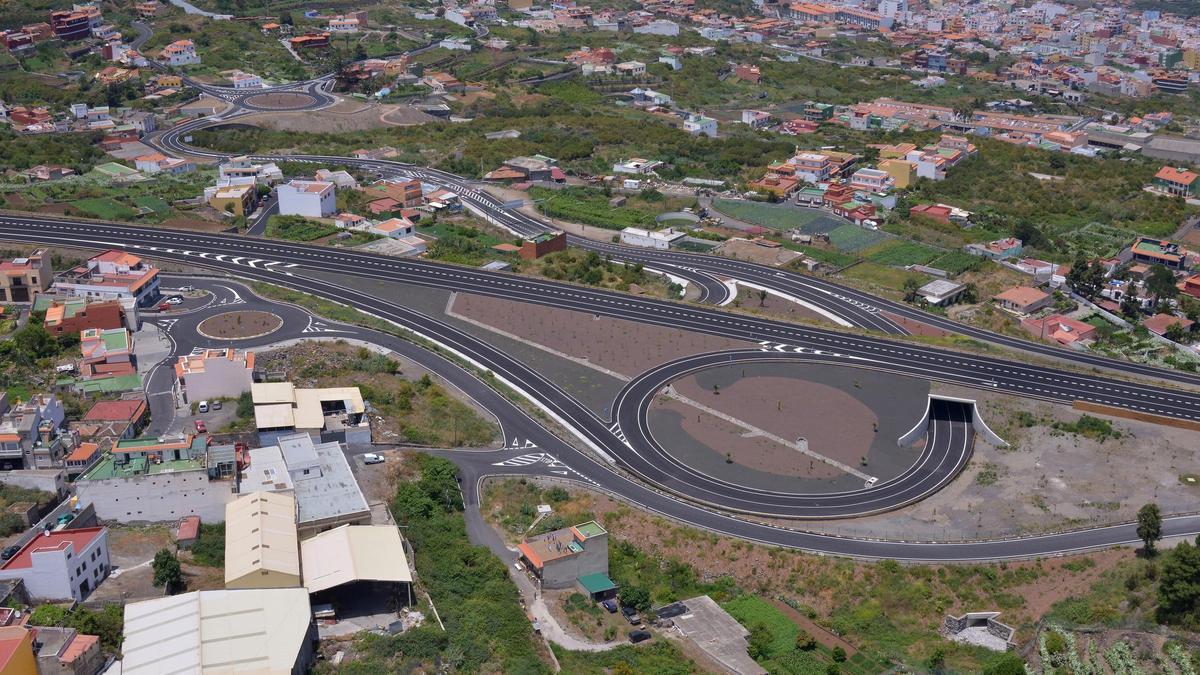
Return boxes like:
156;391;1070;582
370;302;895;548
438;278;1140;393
265;215;339;242
188;523;224;568
1052;414;1121;442
841;262;927;293
828;224;891;253
532;186;657;230
713;199;843;233
865;240;941;267
71;197;137;220
133;195;171;213
928;250;985;275
552;642;699;674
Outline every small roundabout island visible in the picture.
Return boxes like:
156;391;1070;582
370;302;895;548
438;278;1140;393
196;310;283;340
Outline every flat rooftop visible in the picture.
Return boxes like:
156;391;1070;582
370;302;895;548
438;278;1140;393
81;454;205;480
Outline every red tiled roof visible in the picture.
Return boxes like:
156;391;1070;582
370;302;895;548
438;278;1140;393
1;527;105;570
177;515;200;541
1156;166;1199;185
83;399;146;422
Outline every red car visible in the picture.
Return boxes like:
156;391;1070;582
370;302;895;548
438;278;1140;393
194;420;207;434
158;302;172;312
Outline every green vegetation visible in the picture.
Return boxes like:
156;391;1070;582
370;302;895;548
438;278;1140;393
608;538;736;608
147;17;310;81
189;523;225;568
713;199;843;233
532;186;656;230
265;215;338;242
29;603;124;653
348;453;548;673
552;642;698;674
153;548;185;593
540;249;660;293
865;240;942;267
827;225;891;253
481;479;586;538
0;484;55;536
4;168;220;226
70;197;138;221
1051;414;1121;442
423;221;511;266
0;129;108;174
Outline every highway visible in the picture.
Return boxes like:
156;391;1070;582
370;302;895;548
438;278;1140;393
9;228;1197;560
4;215;1200;426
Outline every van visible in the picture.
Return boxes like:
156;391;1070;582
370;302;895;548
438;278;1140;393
629;630;652;644
197;401;209;414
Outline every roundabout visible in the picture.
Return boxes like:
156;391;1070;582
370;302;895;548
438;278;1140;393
196;310;283;340
242;92;320;111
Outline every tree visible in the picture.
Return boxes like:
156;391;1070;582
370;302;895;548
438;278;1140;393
29;604;69;626
1146;264;1179;308
795;630;817;651
618;586;651;612
1121;293;1142;321
927;645;947;671
1137;503;1163;556
1158;537;1200;624
747;622;773;660
757;289;768;307
152;548;184;592
903;276;922;303
831;646;847;662
1166;321;1190;344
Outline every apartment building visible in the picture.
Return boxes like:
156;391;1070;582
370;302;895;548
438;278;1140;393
0;250;51;303
174;348;255;403
159;39;200;66
53;251;160;307
0;527;110;601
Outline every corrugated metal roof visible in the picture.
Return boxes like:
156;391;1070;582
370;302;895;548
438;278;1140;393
300;525;411;594
224;492;300;588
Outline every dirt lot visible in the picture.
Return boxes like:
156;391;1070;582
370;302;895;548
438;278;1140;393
880;311;954;337
795;383;1200;541
197;310;282;339
84;526;221;606
651;370;883;481
244;92;317;109
235;100;436;133
449;293;750;378
158;215;228;232
729;286;830;324
715;238;804;266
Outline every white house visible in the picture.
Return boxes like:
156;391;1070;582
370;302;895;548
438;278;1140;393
0;527;111;601
612;158;662;175
278;180;336;218
634;20;679;36
159;39;200;66
328;16;360;32
741;110;773;129
439;37;472;51
368;218;427;256
229;71;263;89
620;227;686;250
683;114;717;138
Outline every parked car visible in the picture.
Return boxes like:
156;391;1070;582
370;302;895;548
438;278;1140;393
1;545;19;561
601;599;617;613
362;453;385;465
194;420;207;434
166;296;183;305
620;606;641;625
197;401;209;414
179;285;194;292
628;630;652;644
211;400;222;411
157;302;172;311
656;602;688;619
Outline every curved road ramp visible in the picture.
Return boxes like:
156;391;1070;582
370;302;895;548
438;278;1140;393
898;396;1008;449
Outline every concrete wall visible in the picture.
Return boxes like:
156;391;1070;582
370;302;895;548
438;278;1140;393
75;471;236;523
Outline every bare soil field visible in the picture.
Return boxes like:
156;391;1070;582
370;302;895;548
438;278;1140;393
158;215;228;232
244;92;317;109
450;293;750;377
197;310;282;339
716;238;804;266
880;311;954;337
730;287;830;324
795;383;1200;541
236;100;435;133
655;397;844;479
668;373;877;474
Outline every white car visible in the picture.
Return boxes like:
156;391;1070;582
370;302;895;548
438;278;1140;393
179;285;194;292
166;296;183;305
362;453;385;465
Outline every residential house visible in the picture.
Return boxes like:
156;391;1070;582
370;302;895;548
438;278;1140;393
159;39;200;66
205;184;255;217
64;442;102;480
1021;314;1097;346
0;527;110;601
848;168;894;193
0;393;68;471
518;521;612;593
1144;313;1194;338
289;33;330;50
734;64;761;84
789;153;834;183
54;250;160;307
174;348;255;403
1154;166;1199;197
878;158;916;188
909;203;952;225
80;327;134;380
993;286;1052;314
229;71;262;89
82;399;148;439
368;218;426;256
1131;237;1188;271
741;110;773;129
31;625;104;675
683;114;717;138
748;172;801;199
612;159;662;175
362;179;423;209
620;227;686;250
278;180;336;219
314;169;356;189
218;156;283;185
485;156;562;183
916;279;969;305
616;61;646;76
0;626;36;675
0;250;51;303
334;213;366;229
133;153;194;175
